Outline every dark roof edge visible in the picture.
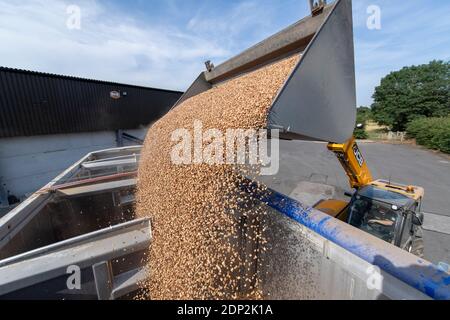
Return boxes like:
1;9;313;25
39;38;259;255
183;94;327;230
0;66;184;95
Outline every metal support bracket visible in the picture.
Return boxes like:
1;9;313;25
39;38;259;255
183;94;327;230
309;0;327;16
93;261;114;300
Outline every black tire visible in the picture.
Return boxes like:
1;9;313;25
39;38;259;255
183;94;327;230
409;226;424;258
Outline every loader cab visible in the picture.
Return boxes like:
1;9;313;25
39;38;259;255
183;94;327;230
346;181;424;253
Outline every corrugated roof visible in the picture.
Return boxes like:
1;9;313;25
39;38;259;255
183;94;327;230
0;67;183;138
0;67;182;94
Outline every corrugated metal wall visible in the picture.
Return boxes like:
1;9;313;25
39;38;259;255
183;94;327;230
0;67;183;138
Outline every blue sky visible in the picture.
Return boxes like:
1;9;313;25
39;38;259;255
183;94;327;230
0;0;449;106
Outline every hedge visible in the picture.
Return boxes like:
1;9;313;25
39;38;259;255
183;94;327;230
354;127;368;140
406;117;450;153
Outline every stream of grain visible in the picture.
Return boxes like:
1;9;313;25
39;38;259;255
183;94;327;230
136;55;299;300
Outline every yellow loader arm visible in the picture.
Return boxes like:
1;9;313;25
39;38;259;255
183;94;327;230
328;137;373;189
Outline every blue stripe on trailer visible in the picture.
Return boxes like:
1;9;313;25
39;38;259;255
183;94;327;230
248;184;450;300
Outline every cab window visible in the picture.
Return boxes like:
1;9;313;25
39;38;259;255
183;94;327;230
348;195;398;244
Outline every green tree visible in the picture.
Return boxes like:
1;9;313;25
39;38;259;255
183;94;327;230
371;60;449;131
356;106;372;123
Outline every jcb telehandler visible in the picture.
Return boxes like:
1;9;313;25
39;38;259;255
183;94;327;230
314;130;425;257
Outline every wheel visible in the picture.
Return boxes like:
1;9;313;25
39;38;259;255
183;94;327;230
408;226;424;258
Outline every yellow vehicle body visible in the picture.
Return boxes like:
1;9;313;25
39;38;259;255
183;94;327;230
327;137;373;189
326;136;423;201
315;137;424;220
313;136;425;257
369;180;424;202
314;199;349;220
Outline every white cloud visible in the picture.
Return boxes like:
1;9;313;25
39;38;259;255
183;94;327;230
1;0;448;106
0;0;230;91
185;0;288;61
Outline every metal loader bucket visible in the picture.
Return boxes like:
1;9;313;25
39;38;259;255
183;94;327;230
174;0;356;144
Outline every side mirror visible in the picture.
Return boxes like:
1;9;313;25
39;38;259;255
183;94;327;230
344;191;354;198
412;212;424;226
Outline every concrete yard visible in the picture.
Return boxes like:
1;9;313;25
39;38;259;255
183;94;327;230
259;140;450;265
